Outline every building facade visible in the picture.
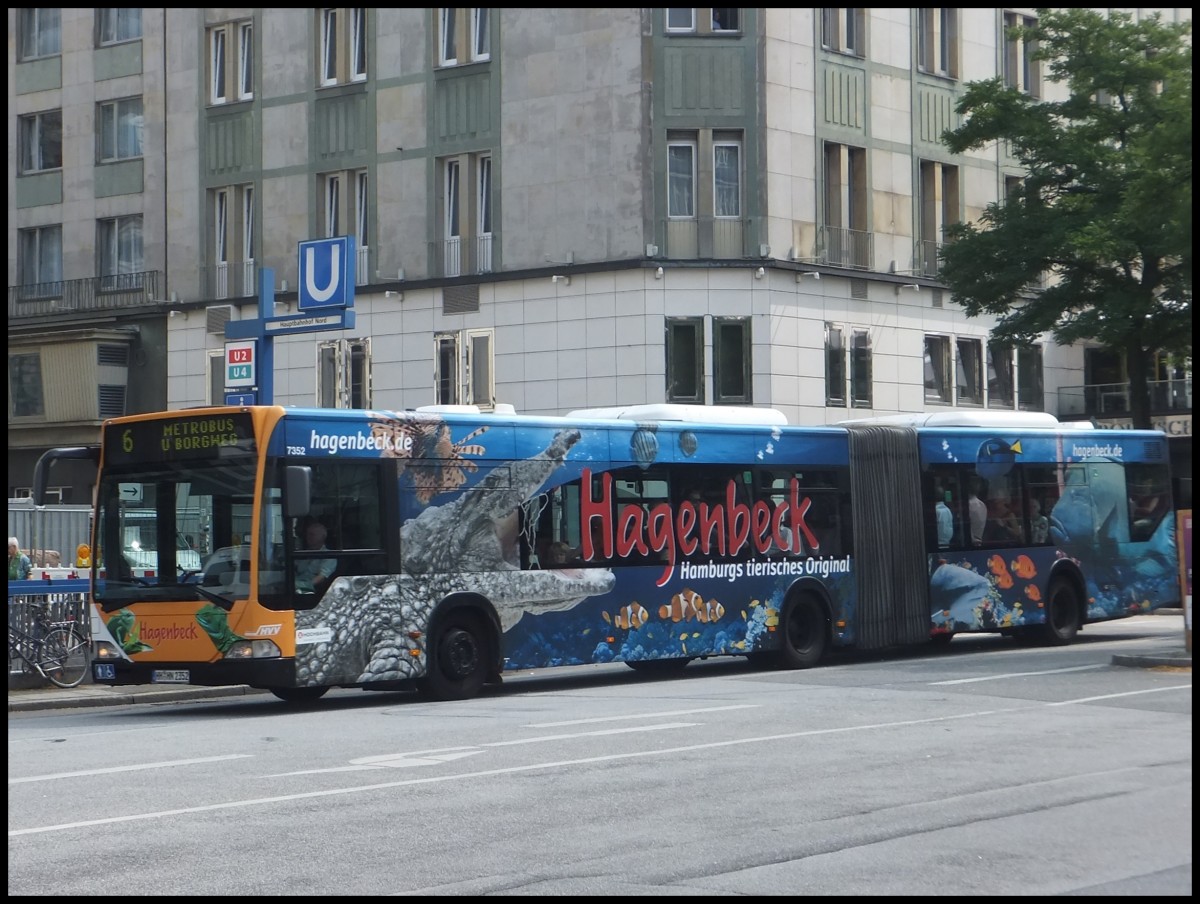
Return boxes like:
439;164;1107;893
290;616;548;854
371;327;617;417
8;8;1192;504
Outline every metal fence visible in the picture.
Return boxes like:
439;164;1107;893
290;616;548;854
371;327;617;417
7;580;91;682
7;499;93;568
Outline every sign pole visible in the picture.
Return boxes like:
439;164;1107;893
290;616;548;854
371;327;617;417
258;267;275;404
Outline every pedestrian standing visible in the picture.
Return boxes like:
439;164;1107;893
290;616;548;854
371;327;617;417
9;537;33;580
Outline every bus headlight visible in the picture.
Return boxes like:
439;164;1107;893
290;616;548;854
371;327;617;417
93;641;123;660
223;639;283;659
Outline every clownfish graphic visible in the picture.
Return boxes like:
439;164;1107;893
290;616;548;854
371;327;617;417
1010;555;1037;580
1024;584;1042;603
660;589;703;622
605;602;649;631
659;589;726;624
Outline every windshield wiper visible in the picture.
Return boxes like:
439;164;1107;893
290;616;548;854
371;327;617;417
177;569;235;611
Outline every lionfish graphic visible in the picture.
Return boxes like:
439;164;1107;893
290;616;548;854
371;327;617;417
369;416;489;504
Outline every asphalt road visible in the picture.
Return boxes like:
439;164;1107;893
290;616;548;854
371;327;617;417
7;615;1192;896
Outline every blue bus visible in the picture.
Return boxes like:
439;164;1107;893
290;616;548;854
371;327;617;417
34;404;1180;703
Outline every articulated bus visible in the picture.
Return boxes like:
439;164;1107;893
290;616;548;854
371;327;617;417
34;404;1179;703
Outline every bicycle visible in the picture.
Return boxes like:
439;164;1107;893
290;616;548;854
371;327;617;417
7;600;90;689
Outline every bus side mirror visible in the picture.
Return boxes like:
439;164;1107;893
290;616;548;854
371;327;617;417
285;466;312;518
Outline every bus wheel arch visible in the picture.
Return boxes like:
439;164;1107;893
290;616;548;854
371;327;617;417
778;582;833;669
417;594;500;701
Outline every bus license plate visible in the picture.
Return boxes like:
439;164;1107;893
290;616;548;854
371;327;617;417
151;670;190;684
93;663;116;681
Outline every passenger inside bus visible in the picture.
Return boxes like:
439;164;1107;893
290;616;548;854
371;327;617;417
295;518;337;593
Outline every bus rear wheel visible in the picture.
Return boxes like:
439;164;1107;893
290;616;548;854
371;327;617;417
1032;577;1080;646
418;613;489;701
270;686;329;704
779;594;829;669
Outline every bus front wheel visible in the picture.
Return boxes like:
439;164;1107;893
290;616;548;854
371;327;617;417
418;613;489;701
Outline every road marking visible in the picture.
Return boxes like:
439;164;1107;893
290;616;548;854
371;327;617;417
1047;685;1193;706
8;754;253;785
269;722;700;775
526;704;759;727
931;664;1105;685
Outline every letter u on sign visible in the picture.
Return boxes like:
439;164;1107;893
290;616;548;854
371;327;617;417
298;236;356;311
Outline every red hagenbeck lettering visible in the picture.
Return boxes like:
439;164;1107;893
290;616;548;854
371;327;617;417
578;468;819;586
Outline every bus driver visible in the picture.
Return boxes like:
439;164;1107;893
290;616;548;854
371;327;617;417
295;519;337;593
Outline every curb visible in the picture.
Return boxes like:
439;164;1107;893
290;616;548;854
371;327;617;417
1111;651;1192;669
8;685;270;713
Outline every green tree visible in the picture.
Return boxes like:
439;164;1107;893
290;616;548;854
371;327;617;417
939;8;1191;428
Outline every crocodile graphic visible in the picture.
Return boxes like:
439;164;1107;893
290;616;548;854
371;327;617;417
294;427;615;687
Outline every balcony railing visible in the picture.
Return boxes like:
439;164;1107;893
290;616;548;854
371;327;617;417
205;261;256;300
8;271;161;320
817;225;873;270
1057;379;1193;418
915;239;943;277
662;216;754;260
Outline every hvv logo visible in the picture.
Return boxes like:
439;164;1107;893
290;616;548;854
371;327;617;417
297;236;356;311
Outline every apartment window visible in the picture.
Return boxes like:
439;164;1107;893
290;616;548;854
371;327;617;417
98;97;143;162
98;8;141;45
668;142;697;218
9;353;46;418
850;329;872;407
321;9;339;84
477;155;493;272
1017;344;1044;410
19;225;63;288
323;174;342;237
470;8;490;61
355;171;369;284
19;110;62;173
665;9;696;33
439;153;492;277
713;140;741;219
823;142;869;268
239;22;254;99
1003;12;1039;97
318;338;372;409
20;8;60;59
987;342;1014;408
351;8;367;80
956;338;983;406
438;8;458;66
917;160;959;276
434;330;494;408
825;323;846;406
917;8;958;78
243;188;257;295
98;216;144;291
212;185;255;297
209;21;253;104
713;317;751;404
207;351;225;405
711;9;740;32
925;335;952;404
822;8;864;56
666;318;704;403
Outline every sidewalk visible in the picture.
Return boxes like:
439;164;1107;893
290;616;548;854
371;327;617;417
9;612;1190;713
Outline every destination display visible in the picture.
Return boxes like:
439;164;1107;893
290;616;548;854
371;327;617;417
104;412;257;464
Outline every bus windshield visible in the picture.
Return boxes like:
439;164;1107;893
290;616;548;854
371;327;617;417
95;459;261;608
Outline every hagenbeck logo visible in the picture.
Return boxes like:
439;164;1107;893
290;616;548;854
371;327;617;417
298;236;356;311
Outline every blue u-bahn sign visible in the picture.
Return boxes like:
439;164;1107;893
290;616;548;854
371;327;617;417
298;236;356;311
